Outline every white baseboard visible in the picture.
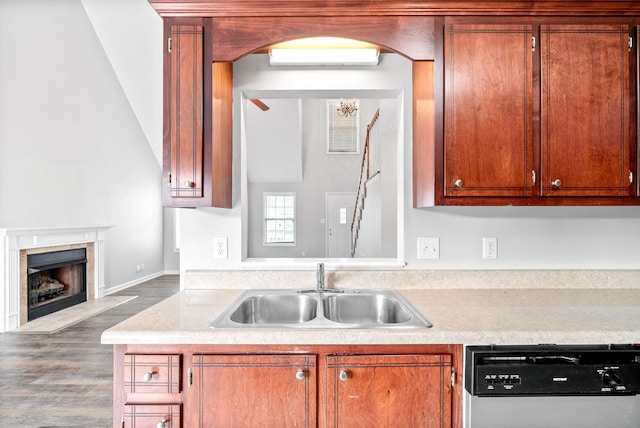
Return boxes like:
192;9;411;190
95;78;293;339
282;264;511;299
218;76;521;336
104;270;177;295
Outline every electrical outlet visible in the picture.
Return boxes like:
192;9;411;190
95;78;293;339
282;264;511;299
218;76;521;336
214;237;228;259
483;237;497;259
417;237;439;259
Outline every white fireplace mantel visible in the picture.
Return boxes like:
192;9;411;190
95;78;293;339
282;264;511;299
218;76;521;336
0;226;110;332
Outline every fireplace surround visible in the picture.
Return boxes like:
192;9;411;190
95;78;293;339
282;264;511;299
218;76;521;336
0;226;108;332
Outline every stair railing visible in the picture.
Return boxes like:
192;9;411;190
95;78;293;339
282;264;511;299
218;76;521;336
350;108;380;256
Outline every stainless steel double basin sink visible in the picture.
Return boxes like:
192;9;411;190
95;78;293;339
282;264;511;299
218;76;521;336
210;289;432;329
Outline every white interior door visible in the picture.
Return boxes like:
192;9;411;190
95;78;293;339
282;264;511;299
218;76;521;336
326;192;356;258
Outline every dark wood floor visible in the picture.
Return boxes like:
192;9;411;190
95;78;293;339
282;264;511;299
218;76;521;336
0;275;180;428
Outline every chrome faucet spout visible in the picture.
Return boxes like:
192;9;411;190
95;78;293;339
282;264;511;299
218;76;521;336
316;263;325;291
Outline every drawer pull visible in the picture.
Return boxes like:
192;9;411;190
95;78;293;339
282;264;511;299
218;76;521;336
143;371;155;382
157;418;167;428
296;369;305;380
339;370;349;382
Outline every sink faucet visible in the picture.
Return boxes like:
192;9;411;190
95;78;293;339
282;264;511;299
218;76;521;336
316;263;325;291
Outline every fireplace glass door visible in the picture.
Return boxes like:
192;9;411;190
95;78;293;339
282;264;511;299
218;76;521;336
27;248;87;321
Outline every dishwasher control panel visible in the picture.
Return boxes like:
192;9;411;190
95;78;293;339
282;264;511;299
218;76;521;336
466;345;640;396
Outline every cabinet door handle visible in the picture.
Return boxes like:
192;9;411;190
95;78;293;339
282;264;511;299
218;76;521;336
296;369;306;380
551;179;562;189
339;370;349;381
184;180;195;188
157;418;167;428
453;179;463;188
143;371;155;382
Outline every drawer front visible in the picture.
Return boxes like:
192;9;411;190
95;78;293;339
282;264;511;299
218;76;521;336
123;404;181;428
124;354;181;394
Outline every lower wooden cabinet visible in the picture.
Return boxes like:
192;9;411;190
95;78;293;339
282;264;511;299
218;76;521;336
326;354;453;427
113;344;462;428
190;354;317;427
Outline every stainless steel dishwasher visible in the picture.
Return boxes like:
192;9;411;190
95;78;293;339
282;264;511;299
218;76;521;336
465;345;640;428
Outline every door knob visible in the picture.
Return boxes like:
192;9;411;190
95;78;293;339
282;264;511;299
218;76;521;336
551;179;562;189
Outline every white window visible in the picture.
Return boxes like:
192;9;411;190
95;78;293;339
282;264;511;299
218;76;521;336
263;192;296;245
327;99;360;153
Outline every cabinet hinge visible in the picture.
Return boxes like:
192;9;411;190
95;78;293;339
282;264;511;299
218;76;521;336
531;170;536;186
532;36;536;52
629;171;633;184
168;171;172;184
188;367;193;387
168;37;173;53
121;417;125;428
629;36;633;52
451;367;456;387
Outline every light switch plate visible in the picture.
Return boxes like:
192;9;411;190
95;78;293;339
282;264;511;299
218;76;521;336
417;237;439;259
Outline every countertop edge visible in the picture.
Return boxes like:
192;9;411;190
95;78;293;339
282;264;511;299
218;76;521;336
100;288;640;346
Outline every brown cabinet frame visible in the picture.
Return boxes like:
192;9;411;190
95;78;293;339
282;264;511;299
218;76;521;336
113;343;463;428
155;3;640;208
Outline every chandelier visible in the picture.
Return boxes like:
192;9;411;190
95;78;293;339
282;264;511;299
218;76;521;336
336;99;358;117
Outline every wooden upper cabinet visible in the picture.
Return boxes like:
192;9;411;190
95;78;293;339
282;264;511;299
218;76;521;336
325;354;453;427
166;24;204;200
540;24;633;198
444;24;534;198
431;21;638;206
163;21;232;208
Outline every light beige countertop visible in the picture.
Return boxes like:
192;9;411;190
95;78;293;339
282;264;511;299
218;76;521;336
101;287;640;346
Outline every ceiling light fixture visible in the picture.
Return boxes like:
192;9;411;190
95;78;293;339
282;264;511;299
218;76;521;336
269;48;379;66
268;38;380;66
337;99;358;117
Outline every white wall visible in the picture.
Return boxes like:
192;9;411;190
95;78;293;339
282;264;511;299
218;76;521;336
178;51;640;277
0;0;167;290
81;0;164;165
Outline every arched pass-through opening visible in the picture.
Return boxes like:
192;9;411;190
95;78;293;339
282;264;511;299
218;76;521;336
212;15;439;214
207;14;438;208
210;16;436;61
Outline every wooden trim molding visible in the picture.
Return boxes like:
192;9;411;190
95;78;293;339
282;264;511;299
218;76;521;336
413;61;436;208
149;1;640;18
211;16;436;61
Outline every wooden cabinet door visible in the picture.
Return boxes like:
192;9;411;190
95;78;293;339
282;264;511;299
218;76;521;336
166;24;204;200
163;22;233;208
444;24;534;198
189;354;317;427
540;24;632;197
325;354;453;428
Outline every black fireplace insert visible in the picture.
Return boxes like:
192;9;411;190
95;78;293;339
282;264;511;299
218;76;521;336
27;248;87;321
